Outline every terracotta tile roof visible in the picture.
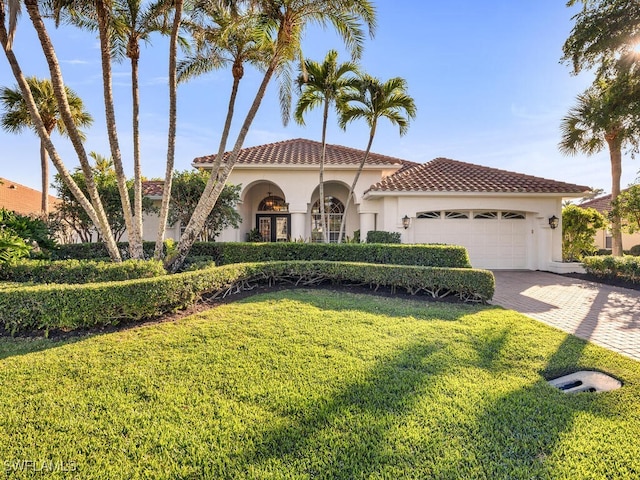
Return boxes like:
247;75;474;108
142;180;165;197
193;138;413;167
367;158;590;194
579;194;612;213
0;177;59;215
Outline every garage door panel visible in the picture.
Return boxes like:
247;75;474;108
414;213;528;269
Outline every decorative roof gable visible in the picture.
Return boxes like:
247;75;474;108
367;158;590;195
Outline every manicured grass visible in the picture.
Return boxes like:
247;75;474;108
0;290;639;479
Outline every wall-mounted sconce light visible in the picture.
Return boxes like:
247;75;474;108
402;215;410;229
548;215;559;229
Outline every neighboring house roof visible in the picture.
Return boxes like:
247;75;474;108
0;177;59;215
579;194;612;214
193;138;413;168
142;180;165;198
366;157;590;195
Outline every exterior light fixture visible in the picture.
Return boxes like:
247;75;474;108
549;215;559;229
402;215;410;229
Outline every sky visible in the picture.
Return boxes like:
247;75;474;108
1;0;637;196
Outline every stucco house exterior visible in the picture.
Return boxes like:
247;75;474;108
181;138;589;271
579;192;640;251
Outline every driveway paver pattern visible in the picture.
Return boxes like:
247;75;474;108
491;270;640;362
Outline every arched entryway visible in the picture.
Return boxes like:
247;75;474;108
256;193;290;242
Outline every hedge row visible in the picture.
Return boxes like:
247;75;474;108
52;241;472;268
52;241;162;260
190;242;472;268
0;261;494;334
582;255;640;283
0;259;166;284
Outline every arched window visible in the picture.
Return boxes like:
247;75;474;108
258;195;288;212
311;196;344;243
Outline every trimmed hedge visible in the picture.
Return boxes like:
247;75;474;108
189;242;472;268
52;241;163;260
53;241;472;268
582;255;640;283
365;231;402;244
0;259;166;284
0;261;494;334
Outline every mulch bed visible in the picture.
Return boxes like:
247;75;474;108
559;272;640;292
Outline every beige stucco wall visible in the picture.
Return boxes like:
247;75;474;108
592;229;640;251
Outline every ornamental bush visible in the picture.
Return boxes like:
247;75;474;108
365;230;402;244
582;255;640;283
0;258;166;284
189;242;472;268
0;261;494;334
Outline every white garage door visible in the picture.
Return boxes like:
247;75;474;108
413;210;528;269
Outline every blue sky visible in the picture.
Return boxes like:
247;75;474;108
1;1;637;194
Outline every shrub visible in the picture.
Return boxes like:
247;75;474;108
629;245;640;256
0;259;166;284
562;205;606;261
366;230;401;244
0;261;494;334
188;242;472;268
583;255;640;283
52;241;166;260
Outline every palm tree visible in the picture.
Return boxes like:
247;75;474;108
337;74;416;243
294;49;359;242
165;0;376;272
0;77;93;213
559;77;640;256
153;1;269;259
3;0;123;261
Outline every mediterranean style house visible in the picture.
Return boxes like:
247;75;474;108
145;138;588;271
0;177;59;215
579;192;640;251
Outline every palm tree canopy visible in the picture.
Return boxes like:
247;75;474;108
559;75;640;156
0;76;93;137
178;3;271;83
339;74;417;136
294;49;359;126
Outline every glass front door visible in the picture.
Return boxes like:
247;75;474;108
256;215;290;242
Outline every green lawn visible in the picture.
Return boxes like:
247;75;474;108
1;290;639;479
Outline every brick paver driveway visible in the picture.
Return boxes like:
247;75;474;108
491;270;640;362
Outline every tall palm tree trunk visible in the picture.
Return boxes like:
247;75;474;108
19;0;121;260
338;125;375;243
131;49;144;258
154;0;183;260
319;100;329;243
39;141;49;213
166;59;278;272
606;134;624;256
95;0;140;259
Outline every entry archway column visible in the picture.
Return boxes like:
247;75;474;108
359;212;376;242
289;210;307;242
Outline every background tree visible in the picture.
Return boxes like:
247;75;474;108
0;77;93;213
168;170;241;242
612;184;640;234
337;74;416;243
294;49;359;242
562;204;606;262
53;153;157;242
559;76;640;256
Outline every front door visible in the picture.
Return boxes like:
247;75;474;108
256;214;290;242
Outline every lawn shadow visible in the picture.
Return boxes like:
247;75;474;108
0;336;86;361
231;340;450;478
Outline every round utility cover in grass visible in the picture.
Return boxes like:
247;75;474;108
548;370;622;393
